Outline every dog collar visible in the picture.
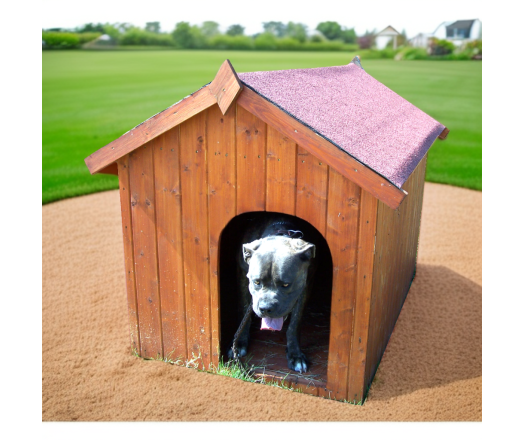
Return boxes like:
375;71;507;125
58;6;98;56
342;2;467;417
270;222;304;239
276;229;304;239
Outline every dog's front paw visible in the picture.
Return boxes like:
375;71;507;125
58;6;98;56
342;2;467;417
227;342;248;360
286;350;308;373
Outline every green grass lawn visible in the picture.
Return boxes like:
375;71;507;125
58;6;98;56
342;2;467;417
42;50;481;204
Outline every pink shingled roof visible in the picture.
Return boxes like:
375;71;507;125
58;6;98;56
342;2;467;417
238;64;445;188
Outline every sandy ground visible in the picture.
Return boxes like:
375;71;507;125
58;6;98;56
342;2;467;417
42;182;481;421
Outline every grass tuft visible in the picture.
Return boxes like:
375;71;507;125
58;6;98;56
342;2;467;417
155;349;302;393
131;347;372;404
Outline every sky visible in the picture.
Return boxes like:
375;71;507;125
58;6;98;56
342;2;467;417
41;0;483;38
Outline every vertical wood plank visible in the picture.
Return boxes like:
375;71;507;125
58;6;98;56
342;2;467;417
129;145;163;359
265;125;297;215
117;156;141;355
207;104;236;366
364;156;428;393
407;155;427;275
180;112;212;369
296;146;329;233
236;104;266;214
325;168;361;401
347;189;378;403
152;127;187;363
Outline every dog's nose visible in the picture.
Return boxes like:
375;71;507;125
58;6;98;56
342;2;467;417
258;304;274;315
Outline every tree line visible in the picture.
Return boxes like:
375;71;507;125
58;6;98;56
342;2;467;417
43;20;377;51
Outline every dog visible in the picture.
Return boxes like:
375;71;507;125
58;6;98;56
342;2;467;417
228;214;318;373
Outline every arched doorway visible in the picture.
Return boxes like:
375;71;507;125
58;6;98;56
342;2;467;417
219;211;333;387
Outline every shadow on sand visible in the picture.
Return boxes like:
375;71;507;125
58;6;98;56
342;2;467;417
367;264;481;400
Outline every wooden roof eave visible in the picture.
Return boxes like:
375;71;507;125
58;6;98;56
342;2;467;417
236;86;409;210
84;59;242;175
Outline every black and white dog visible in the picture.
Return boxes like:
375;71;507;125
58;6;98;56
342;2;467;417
228;214;318;373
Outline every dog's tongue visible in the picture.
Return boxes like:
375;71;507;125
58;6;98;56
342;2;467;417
261;317;284;331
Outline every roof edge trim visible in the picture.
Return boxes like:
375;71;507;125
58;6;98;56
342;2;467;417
84;85;216;174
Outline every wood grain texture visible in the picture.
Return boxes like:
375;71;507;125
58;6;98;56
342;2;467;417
324;168;361;400
117;156;140;355
152;127;187;362
180;111;212;369
296;146;329;234
208;59;243;115
207;104;237;366
364;155;428;393
236;104;267;214
265;125;297;215
236;87;407;210
128;144;163;359
347;190;378;403
86;87;216;174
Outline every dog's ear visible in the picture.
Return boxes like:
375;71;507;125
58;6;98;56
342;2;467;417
243;239;262;264
291;239;316;261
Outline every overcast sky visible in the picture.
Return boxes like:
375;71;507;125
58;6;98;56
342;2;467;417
41;0;483;38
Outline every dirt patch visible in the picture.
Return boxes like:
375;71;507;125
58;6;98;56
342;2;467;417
42;182;481;421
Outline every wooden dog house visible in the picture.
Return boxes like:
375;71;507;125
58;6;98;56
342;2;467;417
85;59;448;403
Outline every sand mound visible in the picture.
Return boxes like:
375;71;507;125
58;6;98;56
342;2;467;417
42;182;481;421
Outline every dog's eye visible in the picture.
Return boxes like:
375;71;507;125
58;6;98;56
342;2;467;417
253;280;260;285
282;283;290;288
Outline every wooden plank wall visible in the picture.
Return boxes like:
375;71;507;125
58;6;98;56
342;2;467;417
207;104;236;367
116;156;140;355
347;190;378;403
117;103;382;402
364;155;428;391
128;144;164;360
324;170;361;400
153;130;187;362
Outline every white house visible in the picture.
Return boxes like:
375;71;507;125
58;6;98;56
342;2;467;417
445;19;482;46
409;19;481;48
375;25;401;50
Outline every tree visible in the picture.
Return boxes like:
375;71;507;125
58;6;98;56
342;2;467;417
285;22;308;43
341;28;357;44
226;24;245;36
76;23;106;33
262;21;286;37
145;22;161;33
115;23;133;33
102;23;121;39
316;21;342;40
201;21;220;38
171;21;204;48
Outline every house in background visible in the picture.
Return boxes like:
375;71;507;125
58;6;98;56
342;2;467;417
444;19;482;46
432;21;452;40
409;19;481;48
408;32;432;49
375;25;401;49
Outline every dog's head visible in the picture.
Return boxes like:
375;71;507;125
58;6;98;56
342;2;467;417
242;236;315;318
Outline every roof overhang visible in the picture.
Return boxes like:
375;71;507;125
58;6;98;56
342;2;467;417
84;59;241;176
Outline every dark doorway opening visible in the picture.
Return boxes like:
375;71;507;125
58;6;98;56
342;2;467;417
219;212;333;388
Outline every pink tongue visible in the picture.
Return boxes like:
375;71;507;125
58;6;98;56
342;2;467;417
261;317;284;331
